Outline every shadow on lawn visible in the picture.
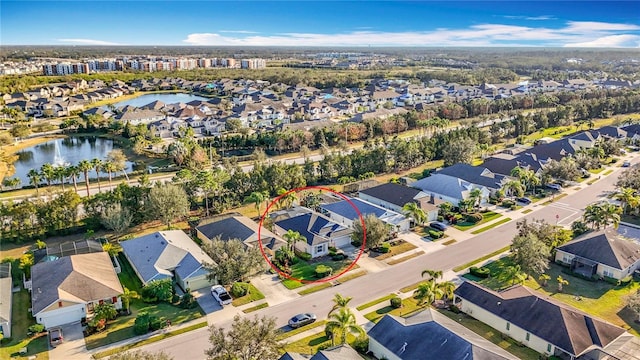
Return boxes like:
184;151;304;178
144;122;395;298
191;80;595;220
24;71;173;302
617;306;640;335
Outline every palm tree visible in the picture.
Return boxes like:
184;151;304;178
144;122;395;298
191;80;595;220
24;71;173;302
614;188;639;215
557;275;569;292
67;165;79;193
469;188;483;208
539;273;551;287
325;308;365;346
27;169;41;196
40;163;56;190
54;165;66;190
91;158;103;193
120;286;139;314
276;188;298;210
583;202;622;229
421;269;443;280
282;230;306;253
414;279;443;306
103;161;116;188
438;281;456;302
244;190;269;216
502;180;524;198
328;293;353;317
403;202;426;227
78;160;92;196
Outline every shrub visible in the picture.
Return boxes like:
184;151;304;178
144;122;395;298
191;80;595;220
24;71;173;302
231;282;248;297
603;276;620;285
437;215;444;222
428;230;444;239
510;204;517;210
379;243;391;253
296;252;312;261
315;265;332;278
571;221;589;237
465;213;483;223
352;336;369;353
448;304;461;314
351;239;362;247
390;296;402;308
134;312;150;335
328;246;337;253
502;199;515;207
331;252;346;261
28;324;45;334
470;266;490;278
618;275;633;286
149;316;164;331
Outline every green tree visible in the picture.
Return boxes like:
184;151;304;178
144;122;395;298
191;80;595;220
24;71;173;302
414;279;443;306
614;188;639;215
402;202;426;226
206;315;283;360
442;138;476;167
121;286;140;314
27;169;41;196
421;269;443;280
93;302;117;322
626;291;640;322
67;164;80;193
501;179;525;198
101;203;133;235
351;213;389;250
328;293;353;317
557;275;569;292
91;158;103;193
244;191;269;217
142;279;173;303
147;183;189;229
9;124;30;139
103;161;117;188
102;242;122;257
78;159;92;196
511;233;551;277
276;188;298;210
282;229;306;253
325;308;365;346
583;202;622;229
40;163;56;190
19;252;34;278
539;273;551;287
107;149;129;181
203;238;264;286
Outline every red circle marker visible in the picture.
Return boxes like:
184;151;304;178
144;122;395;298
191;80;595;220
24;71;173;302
257;186;367;284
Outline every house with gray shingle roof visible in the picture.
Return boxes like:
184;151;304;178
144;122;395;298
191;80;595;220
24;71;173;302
280;344;363;360
368;309;516;360
555;228;640;280
274;210;352;258
454;281;631;359
30;252;123;328
0;263;12;338
120;230;216;291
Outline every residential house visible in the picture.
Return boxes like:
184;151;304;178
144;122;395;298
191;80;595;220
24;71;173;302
30;252;123;328
115;108;165;125
280;344;362;360
367;309;516;360
195;214;286;256
482;152;545;177
273;210;352;258
0;263;12;338
555;228;640;280
567;131;600;152
320;197;411;233
120;230;216;291
358;183;439;222
454;281;630;359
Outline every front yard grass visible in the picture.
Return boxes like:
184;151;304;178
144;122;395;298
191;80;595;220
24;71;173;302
242;303;269;313
364;297;428;323
356;294;397;311
438;310;540;360
85;255;205;350
470;217;511;234
231;283;265;307
369;240;417;260
0;290;50;360
282;332;361;356
452;245;511;272
277;320;327;340
453;211;502;231
542;193;568;205
465;257;640;336
281;258;353;290
386;251;424;265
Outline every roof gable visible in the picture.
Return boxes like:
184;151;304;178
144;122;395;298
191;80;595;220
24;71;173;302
556;229;640;270
359;183;426;207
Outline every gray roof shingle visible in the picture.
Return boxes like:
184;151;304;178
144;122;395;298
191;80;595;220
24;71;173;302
359;183;427;208
556;228;640;270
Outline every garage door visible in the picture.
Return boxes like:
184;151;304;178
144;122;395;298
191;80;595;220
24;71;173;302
332;236;352;248
185;275;215;291
39;305;85;328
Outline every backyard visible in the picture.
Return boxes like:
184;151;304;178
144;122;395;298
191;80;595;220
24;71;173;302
0;290;50;360
463;257;640;336
84;255;205;350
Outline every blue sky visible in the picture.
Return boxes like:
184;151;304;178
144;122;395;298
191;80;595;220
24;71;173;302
2;1;639;47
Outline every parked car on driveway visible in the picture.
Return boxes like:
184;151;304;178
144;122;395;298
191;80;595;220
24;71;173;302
429;222;448;231
211;285;232;306
546;183;562;191
49;327;63;347
515;197;532;205
623;161;631;167
288;313;316;328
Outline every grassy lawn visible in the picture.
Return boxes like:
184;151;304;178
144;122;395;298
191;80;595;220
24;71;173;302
231;283;265;307
438;310;540;360
452;245;511;272
0;290;50;360
386;251;424;265
466;257;640;336
453;211;502;231
277;320;327;341
85;255;205;350
522;209;533;214
356;294;397;311
243;303;269;313
364;297;429;323
603;169;614;175
442;239;457;246
470;217;512;235
281;258;353;290
542;193;568;205
369;240;417;260
282;332;359;356
622;215;640;227
298;269;367;295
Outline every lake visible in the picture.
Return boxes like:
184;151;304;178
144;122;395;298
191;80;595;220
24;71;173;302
110;93;210;108
7;136;134;186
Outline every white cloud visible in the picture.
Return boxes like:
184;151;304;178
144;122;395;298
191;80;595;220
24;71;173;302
504;15;556;21
182;20;640;47
564;34;640;48
57;38;121;45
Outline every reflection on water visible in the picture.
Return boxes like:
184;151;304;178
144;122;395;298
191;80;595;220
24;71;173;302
6;136;134;185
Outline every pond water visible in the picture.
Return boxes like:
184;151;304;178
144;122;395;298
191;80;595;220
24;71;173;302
7;136;134;186
110;93;210;108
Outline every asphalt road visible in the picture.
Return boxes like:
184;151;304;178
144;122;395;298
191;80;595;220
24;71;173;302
137;156;638;359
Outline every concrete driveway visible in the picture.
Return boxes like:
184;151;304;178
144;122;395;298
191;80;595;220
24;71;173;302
48;322;88;360
194;288;223;315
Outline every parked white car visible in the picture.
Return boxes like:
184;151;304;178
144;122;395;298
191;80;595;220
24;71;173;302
211;285;232;306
